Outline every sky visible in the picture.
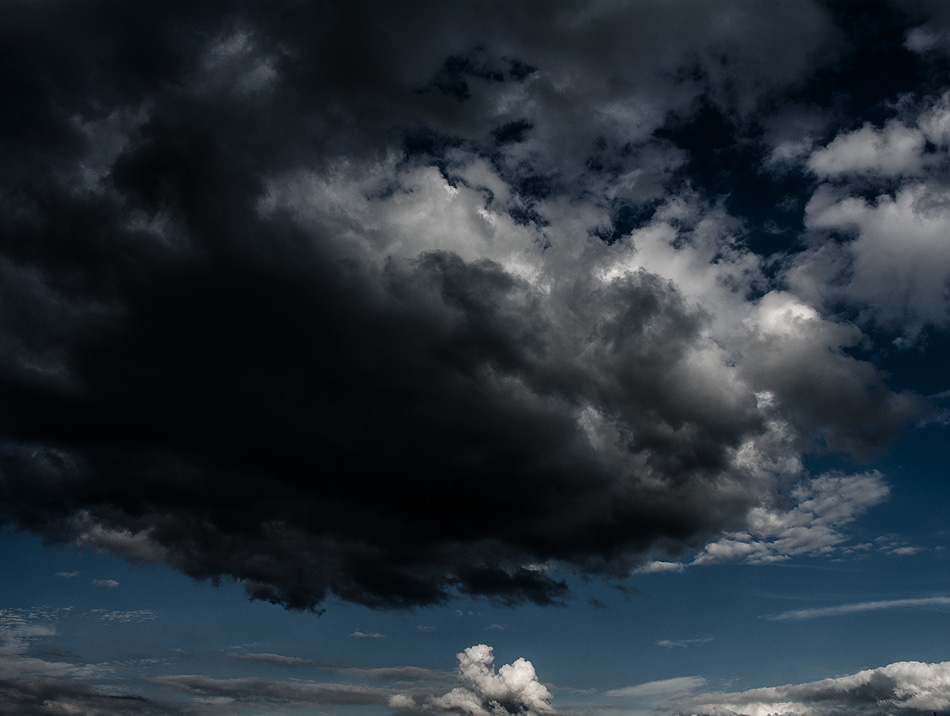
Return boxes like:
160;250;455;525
3;1;950;715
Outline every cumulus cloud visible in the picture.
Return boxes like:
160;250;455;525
0;0;925;612
677;660;950;716
419;645;556;716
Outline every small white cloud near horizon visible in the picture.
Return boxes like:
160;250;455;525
420;644;556;716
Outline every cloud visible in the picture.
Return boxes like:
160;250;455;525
153;674;395;706
785;89;950;340
766;596;950;622
692;472;890;566
419;644;556;716
0;677;174;716
606;676;706;698
91;578;120;589
807;120;926;178
329;665;451;683
677;660;950;716
227;651;314;667
0;0;923;611
90;609;159;622
657;637;714;649
351;631;386;639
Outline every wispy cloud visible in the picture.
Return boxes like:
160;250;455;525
90;578;119;589
227;652;314;667
657;637;713;649
766;596;950;621
90;609;159;622
350;631;386;639
605;676;706;698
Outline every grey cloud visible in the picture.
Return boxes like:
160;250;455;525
227;652;314;667
329;665;451;684
153;674;395;706
657;637;713;649
677;659;950;716
90;609;158;622
0;677;174;716
607;676;706;699
0;0;924;611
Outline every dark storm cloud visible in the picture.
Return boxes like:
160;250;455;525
0;0;927;610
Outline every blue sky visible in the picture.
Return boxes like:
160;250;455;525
3;2;950;716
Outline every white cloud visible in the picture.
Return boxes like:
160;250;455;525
423;645;556;716
808;120;926;178
351;631;386;639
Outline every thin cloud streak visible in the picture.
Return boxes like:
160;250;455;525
767;596;950;621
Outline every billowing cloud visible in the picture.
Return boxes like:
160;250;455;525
415;644;556;716
677;660;950;716
0;0;926;612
